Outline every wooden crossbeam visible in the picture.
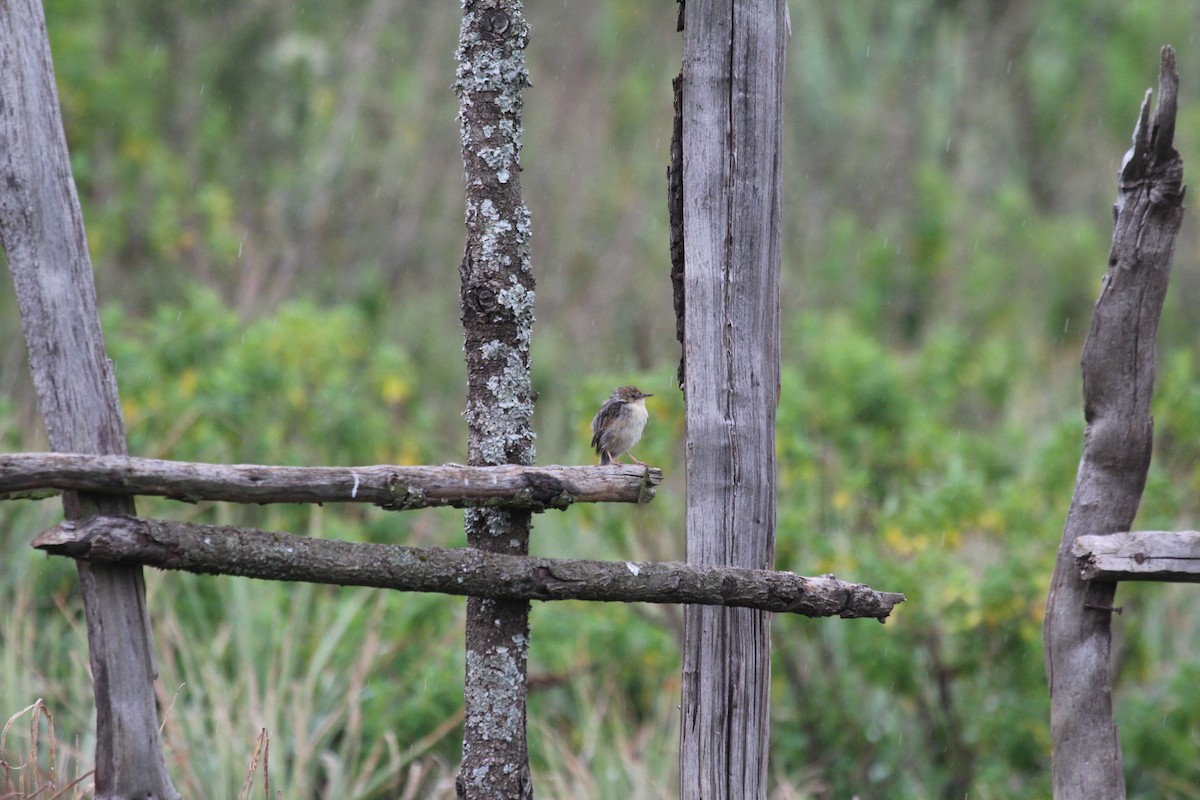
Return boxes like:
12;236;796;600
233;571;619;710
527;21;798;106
0;453;661;510
1074;531;1200;583
32;514;906;621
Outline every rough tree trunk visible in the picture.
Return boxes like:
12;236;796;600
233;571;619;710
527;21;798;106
454;2;536;798
0;2;179;797
1043;46;1184;800
677;1;787;797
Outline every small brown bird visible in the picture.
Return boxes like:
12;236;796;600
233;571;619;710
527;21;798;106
590;386;652;466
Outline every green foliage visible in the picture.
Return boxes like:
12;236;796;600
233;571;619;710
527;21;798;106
771;312;1200;798
8;290;1200;797
103;287;428;468
774;314;1063;796
6;0;1200;797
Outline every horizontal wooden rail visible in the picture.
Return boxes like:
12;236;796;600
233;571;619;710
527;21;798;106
32;515;906;620
0;453;661;511
1075;530;1200;582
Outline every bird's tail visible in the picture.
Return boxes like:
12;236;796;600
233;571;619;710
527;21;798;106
599;450;612;466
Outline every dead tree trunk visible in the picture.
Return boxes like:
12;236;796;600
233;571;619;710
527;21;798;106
0;2;179;797
1043;46;1184;800
454;2;536;797
677;1;787;797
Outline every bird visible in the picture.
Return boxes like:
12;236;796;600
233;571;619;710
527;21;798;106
590;386;652;466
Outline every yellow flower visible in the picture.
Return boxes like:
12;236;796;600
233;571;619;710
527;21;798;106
178;368;198;398
381;375;410;405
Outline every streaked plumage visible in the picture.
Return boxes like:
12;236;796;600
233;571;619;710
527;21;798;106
590;386;652;466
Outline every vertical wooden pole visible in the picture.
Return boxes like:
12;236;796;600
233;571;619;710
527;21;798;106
678;1;786;797
1044;47;1184;800
454;2;535;798
0;2;179;797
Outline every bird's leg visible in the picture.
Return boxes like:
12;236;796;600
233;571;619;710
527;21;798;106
627;452;647;466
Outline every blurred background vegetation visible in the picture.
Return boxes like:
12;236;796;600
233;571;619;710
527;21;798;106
4;0;1200;797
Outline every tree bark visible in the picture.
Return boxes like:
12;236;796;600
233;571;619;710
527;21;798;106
1043;46;1184;800
0;2;179;797
33;515;905;619
0;453;661;510
669;71;686;389
678;2;786;797
454;2;536;797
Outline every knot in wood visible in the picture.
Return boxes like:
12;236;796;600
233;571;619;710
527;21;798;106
467;284;499;314
483;8;510;37
523;471;571;511
1151;180;1186;209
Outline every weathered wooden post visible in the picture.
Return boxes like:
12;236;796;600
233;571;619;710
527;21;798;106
454;1;536;797
4;3;909;795
1043;46;1184;800
676;1;787;796
0;1;179;797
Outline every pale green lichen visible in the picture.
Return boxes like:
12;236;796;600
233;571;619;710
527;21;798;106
463;619;529;742
479;147;515;183
480;339;507;359
470;198;519;271
497;275;535;317
456;3;535;465
465;506;533;540
452;7;530;103
453;4;529;190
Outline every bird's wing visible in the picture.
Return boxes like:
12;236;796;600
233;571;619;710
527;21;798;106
591;400;624;451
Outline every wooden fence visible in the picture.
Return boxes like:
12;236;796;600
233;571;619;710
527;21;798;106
0;2;902;798
3;0;1189;797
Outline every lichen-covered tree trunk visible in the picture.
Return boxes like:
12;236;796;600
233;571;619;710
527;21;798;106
454;2;536;798
677;1;787;797
1044;47;1184;800
0;2;179;797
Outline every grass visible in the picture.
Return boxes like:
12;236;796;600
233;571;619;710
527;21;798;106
9;320;1200;798
0;489;695;799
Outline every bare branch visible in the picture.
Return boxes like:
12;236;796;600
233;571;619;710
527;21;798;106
32;515;906;620
0;453;661;511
